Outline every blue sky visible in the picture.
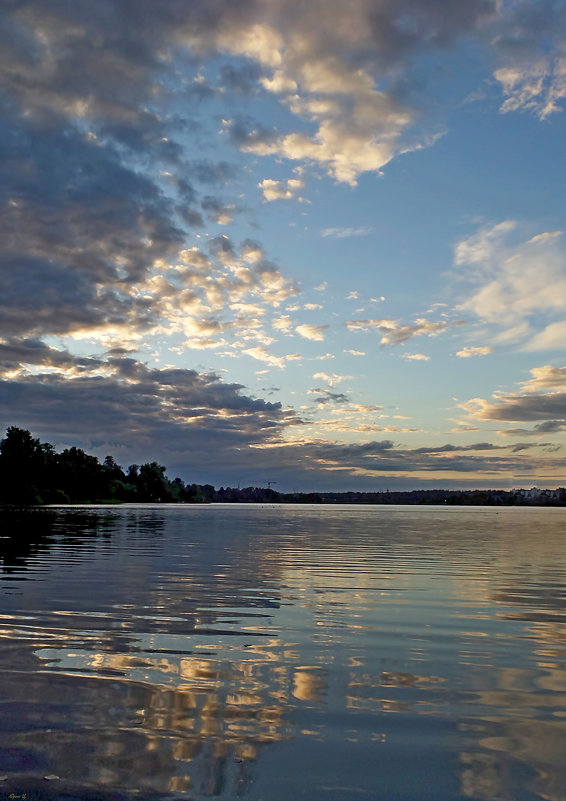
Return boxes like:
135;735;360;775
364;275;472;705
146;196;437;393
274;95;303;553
2;0;566;491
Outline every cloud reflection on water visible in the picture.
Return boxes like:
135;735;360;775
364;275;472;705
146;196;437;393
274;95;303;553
0;505;565;800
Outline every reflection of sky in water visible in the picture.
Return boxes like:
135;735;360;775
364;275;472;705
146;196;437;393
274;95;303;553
0;505;565;800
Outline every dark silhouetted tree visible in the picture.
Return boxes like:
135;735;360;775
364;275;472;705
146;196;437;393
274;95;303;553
136;462;176;502
54;447;110;502
0;427;56;503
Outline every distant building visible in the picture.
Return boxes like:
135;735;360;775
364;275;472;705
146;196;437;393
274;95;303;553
515;487;560;501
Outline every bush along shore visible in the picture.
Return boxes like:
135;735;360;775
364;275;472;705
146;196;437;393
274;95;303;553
1;427;565;506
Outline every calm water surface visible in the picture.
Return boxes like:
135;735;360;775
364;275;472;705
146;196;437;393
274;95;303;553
0;504;565;801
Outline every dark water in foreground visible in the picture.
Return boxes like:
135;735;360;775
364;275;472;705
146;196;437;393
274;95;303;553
0;504;565;801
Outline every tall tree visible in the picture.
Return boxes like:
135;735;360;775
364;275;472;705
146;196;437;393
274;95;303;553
0;427;56;503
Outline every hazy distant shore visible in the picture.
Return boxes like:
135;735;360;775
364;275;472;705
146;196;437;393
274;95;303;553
2;487;566;507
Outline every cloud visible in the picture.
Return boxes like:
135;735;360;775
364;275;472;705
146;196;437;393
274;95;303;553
268;109;411;186
272;315;293;333
0;357;299;469
201;196;237;224
179;337;227;351
189;160;238;186
0;338;105;378
521;365;566;392
523;320;566;352
456;346;492;358
463;393;566;423
224;115;280;153
2;0;566;490
242;345;286;369
308;389;350;405
315;421;420;434
146;241;297;347
495;62;566;120
0;121;184;340
312;372;350;386
0;40;299;352
321;227;373;239
260;70;298;94
3;350;562;491
349;404;384;414
248;437;562;491
346;317;450;345
295;324;329;341
258;178;305;201
492;0;566;120
220;62;262;94
206;0;516;184
454;223;566;348
460;364;566;433
3;1;563;203
344;349;366;356
499;421;566;437
208;235;237;265
402;353;430;361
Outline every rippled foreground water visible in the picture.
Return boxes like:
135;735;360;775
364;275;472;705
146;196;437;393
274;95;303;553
0;505;566;801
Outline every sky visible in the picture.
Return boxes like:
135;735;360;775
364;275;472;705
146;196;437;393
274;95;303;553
2;0;566;492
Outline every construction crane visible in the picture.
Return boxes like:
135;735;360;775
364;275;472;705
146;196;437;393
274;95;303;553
247;480;278;489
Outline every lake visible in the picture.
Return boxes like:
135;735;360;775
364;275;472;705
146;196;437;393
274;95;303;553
0;504;565;801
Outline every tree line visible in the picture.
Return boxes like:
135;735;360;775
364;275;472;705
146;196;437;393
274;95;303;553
0;426;200;504
2;426;565;506
0;426;288;505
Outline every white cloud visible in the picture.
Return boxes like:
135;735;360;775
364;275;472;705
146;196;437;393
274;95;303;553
272;314;293;333
456;346;492;358
217;23;284;68
211;2;566;188
344;349;365;356
214;11;429;184
258;178;305;202
180;337;227;350
260;70;297;94
491;323;532;345
495;56;566;120
521;365;566;393
523;320;566;352
312;371;350;386
242;345;286;368
131;238;300;350
402;353;430;361
240;241;264;263
454;223;566;349
296;323;329;341
239;328;276;346
321;227;373;239
346;317;449;345
454;221;517;270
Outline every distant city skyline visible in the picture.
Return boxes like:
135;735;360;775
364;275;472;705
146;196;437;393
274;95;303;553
2;0;566;491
